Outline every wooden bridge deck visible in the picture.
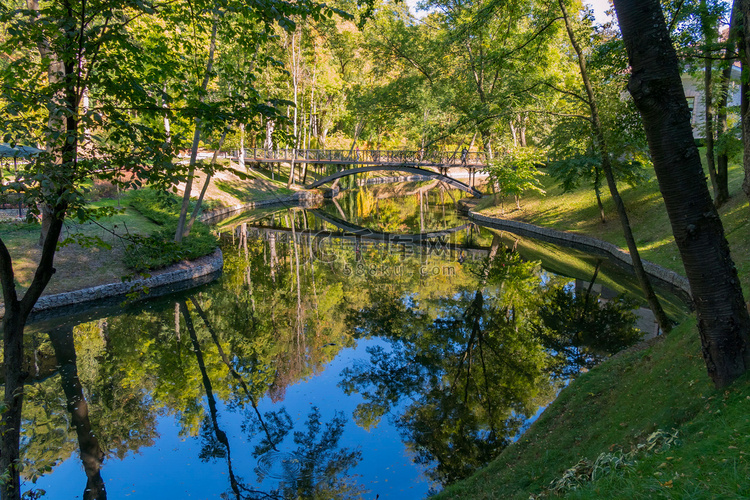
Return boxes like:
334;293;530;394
238;147;489;168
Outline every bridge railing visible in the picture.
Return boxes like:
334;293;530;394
240;148;489;166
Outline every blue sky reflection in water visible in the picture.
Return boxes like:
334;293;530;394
20;188;669;499
31;338;430;499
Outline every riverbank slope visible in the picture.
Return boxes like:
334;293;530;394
435;166;750;498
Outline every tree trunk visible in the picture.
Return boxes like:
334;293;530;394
239;122;246;170
287;30;300;189
714;0;737;207
594;165;606;223
1;213;65;500
740;1;750;205
615;0;750;388
559;0;672;335
48;326;106;499
180;301;241;496
1;309;24;500
704;44;718;196
28;0;65;247
701;0;719;200
264;116;275;150
175;14;219;243
519;113;528;147
161;83;171;144
184;130;228;236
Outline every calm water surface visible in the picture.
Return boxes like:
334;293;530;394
18;186;681;499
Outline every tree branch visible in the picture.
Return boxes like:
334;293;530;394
542;81;591;105
523;108;593;122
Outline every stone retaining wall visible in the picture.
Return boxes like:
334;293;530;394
469;210;692;300
0;248;224;320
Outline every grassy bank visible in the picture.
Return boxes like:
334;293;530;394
0;190;217;296
435;162;750;499
0;161;299;297
0;200;160;296
474;161;750;292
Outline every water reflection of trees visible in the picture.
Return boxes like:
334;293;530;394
181;296;364;499
341;248;556;485
340;244;643;486
20;222;369;497
532;267;642;378
18;211;643;496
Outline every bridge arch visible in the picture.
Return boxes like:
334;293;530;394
305;165;482;196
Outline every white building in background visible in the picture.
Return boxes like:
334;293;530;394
680;64;742;140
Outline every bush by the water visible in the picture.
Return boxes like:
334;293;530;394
125;189;217;272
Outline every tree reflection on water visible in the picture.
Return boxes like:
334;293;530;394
340;245;556;485
18;202;646;498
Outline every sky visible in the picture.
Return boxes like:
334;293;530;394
587;0;613;25
407;0;615;25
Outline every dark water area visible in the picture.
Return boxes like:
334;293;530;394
16;185;687;499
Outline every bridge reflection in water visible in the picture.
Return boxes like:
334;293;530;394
222;208;491;267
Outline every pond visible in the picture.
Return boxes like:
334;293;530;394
16;184;686;499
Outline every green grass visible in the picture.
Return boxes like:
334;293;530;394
439;157;750;499
124;189;217;271
214;178;293;202
435;318;750;499
476;159;750;293
0;188;220;295
0;200;161;295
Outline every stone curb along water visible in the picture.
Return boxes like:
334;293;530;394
468;210;693;301
0;248;224;320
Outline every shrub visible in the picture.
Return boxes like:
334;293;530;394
123;189;217;271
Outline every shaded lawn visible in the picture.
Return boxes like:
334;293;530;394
0;202;160;296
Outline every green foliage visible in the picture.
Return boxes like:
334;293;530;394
124;190;217;271
715;122;742;162
485;147;546;207
548;154;600;193
533;285;642;378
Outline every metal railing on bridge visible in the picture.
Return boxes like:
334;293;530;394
237;147;489;167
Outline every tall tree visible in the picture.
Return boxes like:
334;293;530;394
613;0;750;388
700;0;720;201
0;3;178;496
739;0;750;206
557;0;672;334
714;0;738;207
0;0;347;496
